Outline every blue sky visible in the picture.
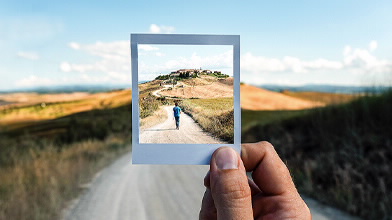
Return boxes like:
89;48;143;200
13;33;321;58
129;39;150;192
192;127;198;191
1;0;392;90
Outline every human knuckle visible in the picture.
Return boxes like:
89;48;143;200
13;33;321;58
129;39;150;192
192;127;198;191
259;141;274;149
219;181;251;201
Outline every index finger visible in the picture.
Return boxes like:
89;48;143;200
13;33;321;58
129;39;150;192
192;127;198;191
241;141;297;196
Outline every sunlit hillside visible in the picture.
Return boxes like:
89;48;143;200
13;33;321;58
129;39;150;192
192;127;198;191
0;89;131;130
240;84;325;110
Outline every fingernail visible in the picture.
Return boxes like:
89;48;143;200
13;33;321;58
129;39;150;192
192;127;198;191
215;147;238;170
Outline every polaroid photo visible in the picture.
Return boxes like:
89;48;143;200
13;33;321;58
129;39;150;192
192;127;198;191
131;34;240;165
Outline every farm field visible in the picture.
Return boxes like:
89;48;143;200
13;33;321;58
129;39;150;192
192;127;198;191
0;91;132;220
0;84;368;220
281;90;360;105
242;90;392;219
0;89;131;130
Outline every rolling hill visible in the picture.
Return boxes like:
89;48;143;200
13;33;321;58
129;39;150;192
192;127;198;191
240;84;324;110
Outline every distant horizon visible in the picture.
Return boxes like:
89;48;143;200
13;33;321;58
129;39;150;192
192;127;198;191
2;82;390;94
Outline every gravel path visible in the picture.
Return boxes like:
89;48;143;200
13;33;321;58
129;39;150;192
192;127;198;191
63;152;361;220
139;105;225;144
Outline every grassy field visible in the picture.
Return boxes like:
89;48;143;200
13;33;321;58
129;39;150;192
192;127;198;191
0;136;129;220
0;89;131;130
242;91;392;219
1;85;385;220
179;97;234;143
281;90;359;105
242;109;310;132
0;94;132;220
140;106;167;129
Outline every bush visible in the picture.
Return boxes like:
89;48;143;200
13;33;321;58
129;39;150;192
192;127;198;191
139;95;160;119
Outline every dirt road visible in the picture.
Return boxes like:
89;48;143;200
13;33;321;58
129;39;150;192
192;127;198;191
63;152;360;220
139;106;224;144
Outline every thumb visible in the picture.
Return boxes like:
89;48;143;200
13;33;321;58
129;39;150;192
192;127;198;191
209;147;253;220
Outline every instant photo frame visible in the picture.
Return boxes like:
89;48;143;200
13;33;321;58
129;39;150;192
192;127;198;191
131;34;240;165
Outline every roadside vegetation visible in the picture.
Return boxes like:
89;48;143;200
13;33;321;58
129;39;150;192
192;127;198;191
140;106;167;129
179;97;234;143
139;94;161;119
138;80;168;119
0;99;132;220
242;90;392;219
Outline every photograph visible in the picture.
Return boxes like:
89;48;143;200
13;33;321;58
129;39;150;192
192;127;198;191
138;45;234;144
1;1;391;220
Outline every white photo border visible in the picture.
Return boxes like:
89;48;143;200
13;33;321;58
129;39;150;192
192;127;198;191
131;34;240;165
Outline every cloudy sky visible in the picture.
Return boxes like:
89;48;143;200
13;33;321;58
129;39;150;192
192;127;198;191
138;45;233;81
1;0;392;90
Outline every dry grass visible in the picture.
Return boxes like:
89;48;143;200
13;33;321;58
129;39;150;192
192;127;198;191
160;79;233;99
140;106;168;129
0;92;132;220
242;91;392;219
139;95;161;119
0;92;90;106
0;135;130;220
240;84;324;110
181;75;218;86
179;97;234;143
0;90;131;128
281;90;359;105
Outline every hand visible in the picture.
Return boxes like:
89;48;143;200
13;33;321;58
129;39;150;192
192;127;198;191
199;142;311;220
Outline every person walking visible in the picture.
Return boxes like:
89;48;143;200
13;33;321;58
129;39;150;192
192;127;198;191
173;102;181;130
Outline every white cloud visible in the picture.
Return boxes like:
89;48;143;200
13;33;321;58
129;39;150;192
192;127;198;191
60;61;96;73
343;46;391;73
242;53;342;74
17;51;40;60
60;40;131;84
149;24;175;34
242;53;285;73
139;45;159;51
242;41;390;75
64;41;128;75
68;42;80;50
155;52;164;57
15;75;53;87
60;62;71;72
369;40;378;51
14;73;128;88
241;41;392;85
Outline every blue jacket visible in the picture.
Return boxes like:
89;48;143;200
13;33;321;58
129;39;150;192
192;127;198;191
173;106;181;117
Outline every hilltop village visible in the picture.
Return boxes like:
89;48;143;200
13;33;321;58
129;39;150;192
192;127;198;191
155;68;229;81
